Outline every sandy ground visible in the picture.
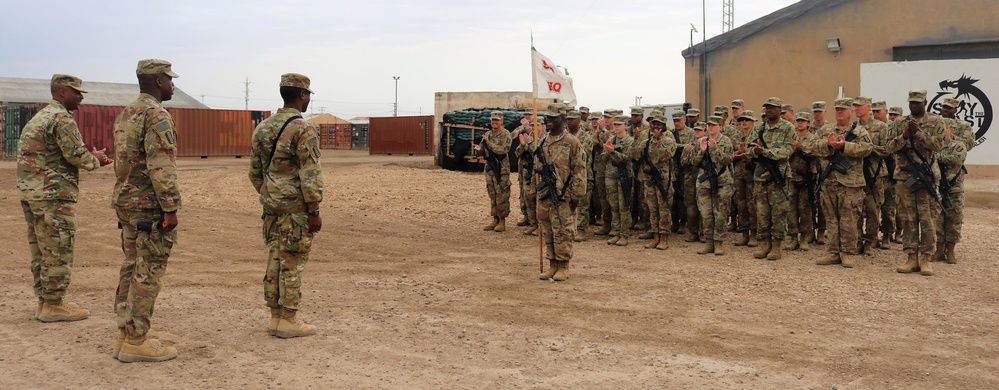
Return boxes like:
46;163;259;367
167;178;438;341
1;149;998;389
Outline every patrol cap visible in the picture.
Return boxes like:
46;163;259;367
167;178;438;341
812;101;827;112
685;108;701;117
889;106;904;115
490;111;504;120
853;96;872;105
942;98;960;108
739;109;756;121
579;106;590;114
630;107;644;116
136;59;179;78
713;105;728;115
731;99;745;108
706;116;724;126
794;112;812;122
671;111;686;119
602;109;616;118
908;89;928;102
781;104;793;113
50;74;87;93
650;115;669;125
280;73;314;93
543;108;561;117
590;111;602;119
762;97;783;107
613;115;629;125
693;121;707;131
834;98;854;109
566;110;581;119
872;101;887;111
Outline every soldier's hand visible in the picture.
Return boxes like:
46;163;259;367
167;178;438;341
519;133;532;145
603;141;614;153
308;214;323;233
162;212;178;232
699;138;707;152
905;119;918;138
751;143;764;156
708;138;717;150
92;147;114;166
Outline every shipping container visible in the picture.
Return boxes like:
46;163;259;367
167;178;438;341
0;106;5;158
318;123;353;150
3;105;38;158
368;115;434;155
73;105;122;152
168;108;271;157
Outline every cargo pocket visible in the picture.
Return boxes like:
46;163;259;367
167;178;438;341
278;214;307;253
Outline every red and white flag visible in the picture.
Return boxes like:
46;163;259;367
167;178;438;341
531;48;577;106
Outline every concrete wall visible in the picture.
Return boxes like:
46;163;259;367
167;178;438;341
685;0;999;114
432;91;541;164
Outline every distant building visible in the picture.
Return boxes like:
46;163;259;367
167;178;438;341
0;76;208;108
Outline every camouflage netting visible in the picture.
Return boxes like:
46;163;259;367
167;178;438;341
441;109;528;172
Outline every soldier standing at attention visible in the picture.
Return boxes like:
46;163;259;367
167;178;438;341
809;99;874;267
852;97;890;254
887;90;945;276
749;97;796;260
604;115;634;246
692;116;734;255
787;112;817;251
932;121;968;264
579;107;592;132
638;114;676;250
249;73;325;339
475;111;513;232
681;122;707;243
887;106;906;244
732;110;759;247
685;108;701;129
566;110;593;242
112;59;182;362
586;111;603;227
536;109;586;281
18;74;113;322
872;101;898;248
511;112;537;230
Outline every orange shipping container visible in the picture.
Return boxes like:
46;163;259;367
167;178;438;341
368;115;434;155
169;108;270;157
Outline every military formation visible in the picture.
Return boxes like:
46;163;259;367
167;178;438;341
16;61;326;363
486;90;973;281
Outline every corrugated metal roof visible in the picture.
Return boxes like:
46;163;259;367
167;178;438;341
305;113;351;125
681;0;857;58
0;77;209;109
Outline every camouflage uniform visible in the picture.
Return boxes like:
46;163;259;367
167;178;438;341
636;127;676;237
809;119;874;256
788;127;818;244
17;97;100;303
855;115;890;249
571;115;595;234
250;104;324;312
536;131;586;265
112;85;182;338
605;130;634;239
693;133;735;241
628;116;650;229
947;117;976;152
511;123;537;226
751;115;796;244
681;127;703;239
670;117;696;233
478;117;513;220
935;138;967;245
731;113;757;240
595;111;619;233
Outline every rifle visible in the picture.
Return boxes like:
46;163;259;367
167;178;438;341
697;147;723;195
814;125;857;199
480;137;503;184
534;138;573;227
937;163;966;210
609;136;633;207
884;155;896;181
897;139;945;215
753;125;789;198
641;137;670;200
671;129;684;183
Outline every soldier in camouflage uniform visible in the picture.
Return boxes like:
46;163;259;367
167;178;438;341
579;107;592;131
811;101;827;132
112;59;183;362
18;74;113;323
749;97;796;260
781;104;795;122
850;97;891;253
685;108;701;128
887;106;906;243
811;102;828;244
732;110;759;247
787;112;817;251
536;109;586;282
729;99;745;127
604;115;634;246
628;107;650;233
670;111;694;235
249;73;326;339
682;112;704;242
692;116;735;255
871;101;898;248
809;99;874;268
888;90;946;276
511;112;536;228
939;98;976;152
475;111;513;232
715;106;741;232
567;110;593;241
593;110;619;236
635;114;676;250
932;121;968;264
587;112;603;226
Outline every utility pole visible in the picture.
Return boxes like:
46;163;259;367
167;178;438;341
200;94;205;104
243;77;251;110
393;76;400;117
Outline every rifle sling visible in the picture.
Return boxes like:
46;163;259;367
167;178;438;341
265;115;304;173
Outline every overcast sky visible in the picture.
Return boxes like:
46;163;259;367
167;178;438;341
1;0;798;118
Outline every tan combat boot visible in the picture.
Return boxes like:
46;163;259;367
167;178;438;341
638;231;655;239
697;240;715;255
117;336;178;363
684;232;699;242
615;236;629;246
112;328;126;359
733;231;749;246
714;240;726;256
37;300;90;323
945;242;959;264
656;234;670;250
893;230;903;243
783;235;800;251
594;225;611;236
862;241;875;255
524;224;538;235
274;309;317;338
493;218;506;232
268;307;281;336
753;239;772;259
35;300;43;320
767;239;784;260
539;260;558;280
879;235;891;249
798;233;810;251
930;243;945;262
840;253;856;268
816;229;827;245
483;217;499;231
747;230;760;247
516;216;530;226
573;231;587;242
896;253;920;273
644;233;660;249
918;253;935;276
552;260;570;281
815;253;841;265
606;236;620;245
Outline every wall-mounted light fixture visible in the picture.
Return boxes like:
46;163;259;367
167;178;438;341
826;38;842;52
